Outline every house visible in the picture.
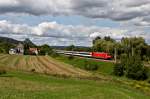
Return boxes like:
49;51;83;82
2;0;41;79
9;43;24;55
9;49;16;55
16;43;24;54
29;48;39;55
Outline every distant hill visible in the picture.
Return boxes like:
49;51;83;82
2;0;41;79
0;37;36;46
0;37;22;45
0;37;36;54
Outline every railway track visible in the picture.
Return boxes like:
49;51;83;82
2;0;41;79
80;57;115;63
56;50;115;63
57;52;115;63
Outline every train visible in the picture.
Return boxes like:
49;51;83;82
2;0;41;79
56;50;112;60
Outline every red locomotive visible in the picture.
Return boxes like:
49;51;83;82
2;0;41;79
91;52;112;60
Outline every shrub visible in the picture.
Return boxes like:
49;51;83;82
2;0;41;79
113;54;148;80
113;54;126;76
68;55;74;60
113;63;124;76
84;60;98;71
148;79;150;83
50;52;59;58
125;55;148;80
126;67;148;80
31;69;36;72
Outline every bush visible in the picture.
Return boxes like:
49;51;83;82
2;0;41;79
148;79;150;83
125;55;148;80
50;52;60;58
84;60;98;71
68;55;74;60
113;54;148;80
31;69;36;72
126;66;148;80
113;63;124;76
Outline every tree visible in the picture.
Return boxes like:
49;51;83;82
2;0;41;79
113;63;124;76
113;54;127;76
23;38;36;55
0;42;15;54
66;45;75;51
39;44;53;55
93;36;115;54
121;37;147;57
125;55;148;80
104;36;115;42
93;36;101;44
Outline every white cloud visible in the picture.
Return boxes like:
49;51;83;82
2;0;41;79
0;0;150;22
0;20;129;46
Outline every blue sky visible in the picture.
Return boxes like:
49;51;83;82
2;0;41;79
0;14;120;28
0;0;150;46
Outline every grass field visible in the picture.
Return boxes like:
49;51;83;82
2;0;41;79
0;54;150;99
0;71;150;99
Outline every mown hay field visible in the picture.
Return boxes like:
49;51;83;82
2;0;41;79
0;54;90;77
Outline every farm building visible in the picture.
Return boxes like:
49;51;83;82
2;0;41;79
29;48;40;55
9;43;24;55
9;49;16;54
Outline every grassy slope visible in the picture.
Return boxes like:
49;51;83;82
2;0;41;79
0;71;150;99
54;55;114;75
0;54;150;99
54;55;150;94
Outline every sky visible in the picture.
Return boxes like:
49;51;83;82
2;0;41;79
0;0;150;46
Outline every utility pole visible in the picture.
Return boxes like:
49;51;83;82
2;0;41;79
132;47;134;56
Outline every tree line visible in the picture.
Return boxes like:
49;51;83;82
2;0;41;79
93;36;150;60
92;36;150;81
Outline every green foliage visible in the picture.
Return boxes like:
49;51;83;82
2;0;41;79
0;41;15;54
114;53;148;80
24;49;30;55
125;55;148;80
113;54;127;76
93;36;150;60
121;37;147;57
93;36;116;55
0;47;5;53
148;79;150;84
92;36;101;44
23;38;36;47
23;38;37;55
68;55;74;60
83;60;98;71
39;44;53;55
66;45;75;51
50;51;60;57
104;36;115;42
113;63;124;76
